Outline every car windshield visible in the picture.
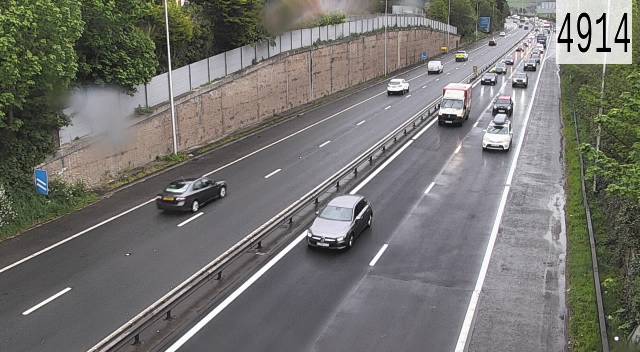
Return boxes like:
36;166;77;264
487;125;510;135
456;51;465;54
515;74;526;79
483;74;495;79
165;181;190;194
319;205;353;221
497;98;510;104
442;98;464;109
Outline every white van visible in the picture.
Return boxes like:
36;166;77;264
427;60;444;74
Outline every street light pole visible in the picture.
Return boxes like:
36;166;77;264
475;0;479;41
164;0;178;155
384;0;388;75
447;0;451;49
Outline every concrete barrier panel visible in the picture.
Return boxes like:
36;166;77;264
269;37;281;58
241;45;256;68
190;58;209;88
256;40;269;61
171;65;190;97
302;28;312;46
147;73;169;107
311;27;320;44
210;53;226;80
328;25;336;40
226;48;242;74
292;30;302;49
281;31;292;51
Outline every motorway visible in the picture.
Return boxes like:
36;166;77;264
163;33;552;352
0;29;529;352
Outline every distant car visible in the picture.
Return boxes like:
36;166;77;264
512;72;529;88
306;195;373;249
156;177;227;212
524;25;529;30
515;46;524;52
531;48;541;56
481;72;498;86
387;78;409;95
455;50;469;61
499;31;506;36
427;60;444;74
492;95;514;116
482;114;513;151
524;59;537;71
503;55;515;65
488;38;497;46
530;53;541;64
494;62;507;74
536;43;545;53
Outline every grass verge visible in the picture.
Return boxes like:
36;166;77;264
0;181;98;242
561;74;602;351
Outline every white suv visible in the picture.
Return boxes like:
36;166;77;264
387;78;410;96
427;60;444;74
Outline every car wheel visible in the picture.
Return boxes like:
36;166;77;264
346;234;354;249
219;186;227;198
191;200;200;213
387;91;391;96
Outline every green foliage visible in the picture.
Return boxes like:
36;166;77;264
428;0;509;38
0;181;98;241
561;82;602;351
0;0;83;189
75;0;158;93
190;0;267;53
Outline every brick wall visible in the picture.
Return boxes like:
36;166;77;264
42;28;458;187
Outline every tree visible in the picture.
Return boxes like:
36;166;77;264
191;0;267;53
428;0;476;37
75;0;157;93
0;0;83;188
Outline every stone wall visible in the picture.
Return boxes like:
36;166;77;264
42;28;459;187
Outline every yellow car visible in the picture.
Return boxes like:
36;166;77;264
455;50;469;62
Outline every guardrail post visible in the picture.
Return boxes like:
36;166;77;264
393;136;397;143
165;310;173;320
382;145;386;153
403;128;407;136
216;271;222;280
369;156;373;164
336;181;340;191
132;334;141;345
314;197;319;208
354;168;358;177
257;240;262;249
288;217;293;226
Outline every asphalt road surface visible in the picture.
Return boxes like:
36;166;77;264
0;30;529;352
163;34;556;351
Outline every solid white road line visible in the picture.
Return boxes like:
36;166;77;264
22;287;72;316
164;232;307;352
350;140;414;195
318;140;331;148
454;43;549;352
177;212;204;228
424;182;436;195
454;144;462;154
411;117;439;141
0;198;156;275
384;105;392;110
264;169;282;179
356;120;366;126
368;244;389;267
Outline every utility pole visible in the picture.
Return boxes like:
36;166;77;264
447;0;451;49
475;0;479;41
164;0;178;155
384;0;388;75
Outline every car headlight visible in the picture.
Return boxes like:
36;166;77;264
306;229;313;237
336;235;346;242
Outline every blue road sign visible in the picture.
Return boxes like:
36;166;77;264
34;169;49;196
420;52;428;61
479;16;492;33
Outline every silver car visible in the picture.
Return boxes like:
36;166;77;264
306;195;373;249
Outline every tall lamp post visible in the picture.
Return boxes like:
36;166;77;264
384;0;388;75
447;0;451;49
164;0;178;155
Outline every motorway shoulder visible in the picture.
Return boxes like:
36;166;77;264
467;43;566;352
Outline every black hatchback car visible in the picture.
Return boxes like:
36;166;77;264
156;177;227;212
492;95;514;116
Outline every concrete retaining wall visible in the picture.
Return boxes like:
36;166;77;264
42;28;459;187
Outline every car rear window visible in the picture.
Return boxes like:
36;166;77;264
165;181;190;194
319;205;352;221
389;79;402;84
